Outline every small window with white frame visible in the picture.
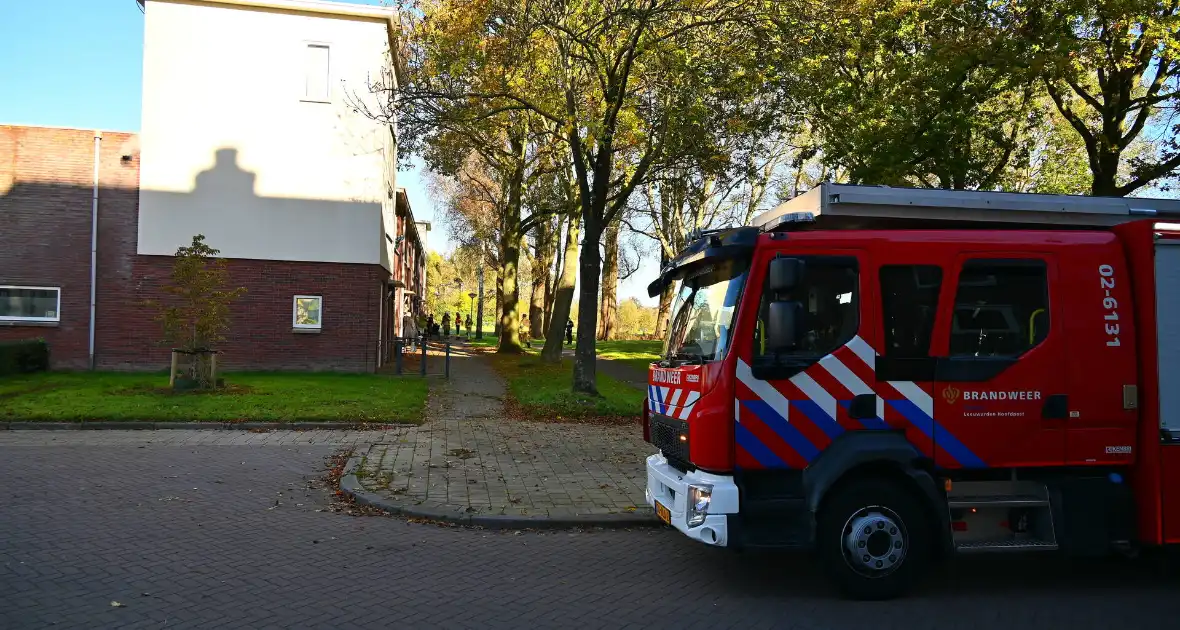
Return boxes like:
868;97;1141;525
0;286;61;323
293;295;323;329
303;43;330;102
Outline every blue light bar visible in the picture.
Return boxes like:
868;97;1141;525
761;212;816;232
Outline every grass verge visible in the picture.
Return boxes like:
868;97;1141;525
594;339;661;374
0;371;429;423
458;335;498;348
489;354;644;423
463;337;658;360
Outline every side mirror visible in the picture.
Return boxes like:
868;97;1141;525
769;257;804;293
766;300;802;352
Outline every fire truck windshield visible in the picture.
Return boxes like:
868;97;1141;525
662;259;749;364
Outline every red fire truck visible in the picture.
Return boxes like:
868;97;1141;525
642;184;1180;599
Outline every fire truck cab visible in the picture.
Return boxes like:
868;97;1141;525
642;184;1180;599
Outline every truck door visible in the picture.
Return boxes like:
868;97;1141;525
1058;238;1138;466
930;255;1067;469
737;250;907;469
1156;234;1180;543
874;262;947;466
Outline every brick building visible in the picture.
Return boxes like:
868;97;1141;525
0;0;426;372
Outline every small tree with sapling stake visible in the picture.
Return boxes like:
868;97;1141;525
154;234;246;390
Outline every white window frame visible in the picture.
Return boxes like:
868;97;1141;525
301;41;332;104
0;285;61;323
293;295;323;329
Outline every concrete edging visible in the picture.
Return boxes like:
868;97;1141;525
1;421;405;431
337;454;658;530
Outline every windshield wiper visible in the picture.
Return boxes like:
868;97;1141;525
671;353;704;365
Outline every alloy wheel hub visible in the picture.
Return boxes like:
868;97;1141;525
842;507;906;576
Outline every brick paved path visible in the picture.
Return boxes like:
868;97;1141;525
356;348;652;520
0;438;1174;629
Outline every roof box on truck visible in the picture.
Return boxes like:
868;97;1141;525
752;184;1180;232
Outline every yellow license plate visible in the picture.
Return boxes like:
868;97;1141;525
655;500;671;525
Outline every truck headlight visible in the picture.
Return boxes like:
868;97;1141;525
687;484;712;528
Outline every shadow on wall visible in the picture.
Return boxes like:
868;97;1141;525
0;145;402;372
138;147;388;266
196;148;258;197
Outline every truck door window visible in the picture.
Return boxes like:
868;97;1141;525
754;257;858;360
881;265;943;357
949;259;1049;357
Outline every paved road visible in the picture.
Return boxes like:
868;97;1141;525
1;434;1175;629
358;352;650;520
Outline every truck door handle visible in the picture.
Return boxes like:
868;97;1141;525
848;394;877;420
1042;394;1068;420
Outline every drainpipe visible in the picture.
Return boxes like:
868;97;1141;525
377;282;384;369
89;131;101;370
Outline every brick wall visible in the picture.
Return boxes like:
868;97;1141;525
2;125;389;373
100;257;386;372
0;125;140;369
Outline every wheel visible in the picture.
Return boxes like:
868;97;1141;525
816;478;932;600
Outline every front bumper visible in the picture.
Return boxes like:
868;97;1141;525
645;452;739;547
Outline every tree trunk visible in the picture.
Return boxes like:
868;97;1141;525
529;279;544;339
529;220;551;339
542;212;580;363
495;276;503;335
597;221;619;341
1090;147;1122;197
498;231;522;352
544;230;560;332
476;260;485;339
654;283;674;340
497;134;526;353
573;212;603;395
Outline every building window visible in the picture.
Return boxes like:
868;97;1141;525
293;295;323;329
949;259;1049;357
0;286;61;323
303;43;330;102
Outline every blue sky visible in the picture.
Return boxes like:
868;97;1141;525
0;0;657;304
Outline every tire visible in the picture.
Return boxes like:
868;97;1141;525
816;478;932;600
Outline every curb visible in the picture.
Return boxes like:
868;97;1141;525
0;421;407;431
337;454;658;530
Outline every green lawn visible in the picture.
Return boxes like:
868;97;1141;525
0;371;429;423
464;336;499;348
461;335;548;353
469;336;660;376
595;339;662;374
465;336;658;355
491;355;645;421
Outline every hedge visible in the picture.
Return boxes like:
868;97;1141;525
0;339;50;376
